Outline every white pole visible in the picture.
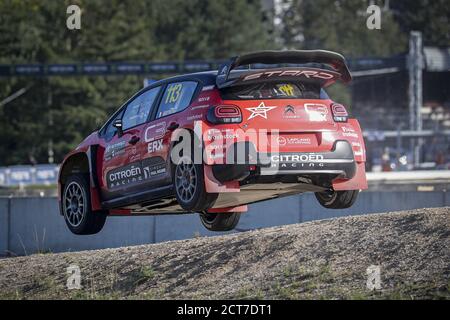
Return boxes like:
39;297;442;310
408;31;424;166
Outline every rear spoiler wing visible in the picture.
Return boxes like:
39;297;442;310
216;50;352;88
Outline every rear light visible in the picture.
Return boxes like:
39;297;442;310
207;105;242;124
331;103;348;122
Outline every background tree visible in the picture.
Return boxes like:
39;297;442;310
278;0;407;107
0;0;272;165
0;0;448;165
390;0;450;47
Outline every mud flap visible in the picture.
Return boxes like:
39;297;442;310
204;165;240;193
332;162;368;191
207;205;248;213
87;146;103;211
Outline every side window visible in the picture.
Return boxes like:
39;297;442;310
156;81;197;119
122;87;161;130
103;109;124;140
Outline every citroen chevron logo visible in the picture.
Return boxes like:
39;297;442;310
246;102;277;120
285;105;295;115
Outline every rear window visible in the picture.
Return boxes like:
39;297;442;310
221;82;329;100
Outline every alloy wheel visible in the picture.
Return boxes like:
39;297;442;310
64;181;86;227
175;158;197;203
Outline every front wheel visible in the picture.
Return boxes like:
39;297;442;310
62;174;107;235
315;190;359;209
199;212;241;231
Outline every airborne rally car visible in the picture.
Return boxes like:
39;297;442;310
58;50;367;235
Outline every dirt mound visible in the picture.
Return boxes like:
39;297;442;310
0;207;448;300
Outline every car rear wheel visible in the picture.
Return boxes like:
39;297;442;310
315;190;359;209
173;155;218;212
62;174;107;235
199;212;241;231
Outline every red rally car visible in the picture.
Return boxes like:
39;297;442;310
58;50;367;235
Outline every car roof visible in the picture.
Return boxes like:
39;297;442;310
147;70;219;88
144;69;257;89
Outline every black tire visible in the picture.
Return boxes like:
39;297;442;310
199;212;241;231
62;174;107;235
172;133;218;212
173;155;218;212
315;190;359;209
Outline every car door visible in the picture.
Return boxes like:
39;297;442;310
141;81;199;187
100;86;161;200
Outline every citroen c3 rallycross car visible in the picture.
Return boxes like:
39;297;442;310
58;50;367;235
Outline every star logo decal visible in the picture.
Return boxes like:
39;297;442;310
246;102;277;120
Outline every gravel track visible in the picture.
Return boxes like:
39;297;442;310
0;207;448;300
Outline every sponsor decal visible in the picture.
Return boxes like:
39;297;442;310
104;141;126;160
271;154;324;163
197;96;210;102
187;114;203;121
242;69;336;82
207;144;226;150
209;152;225;160
142;164;166;178
304;103;328;122
246;102;277;120
277;136;312;146
148;139;163;154
129;146;140;162
352;141;364;156
107;158;167;189
277;136;287;146
342;126;355;132
268;154;325;169
145;122;166;143
142;157;167;178
205;129;239;141
342;126;359;138
271;162;325;169
129;155;140;162
201;85;215;91
107;162;143;189
144;122;167;157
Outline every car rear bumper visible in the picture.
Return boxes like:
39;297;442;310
212;140;356;182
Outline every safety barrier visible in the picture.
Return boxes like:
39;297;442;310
0;190;448;256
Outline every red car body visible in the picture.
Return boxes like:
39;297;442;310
58;50;367;234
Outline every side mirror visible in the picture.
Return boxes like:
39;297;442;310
113;119;123;137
